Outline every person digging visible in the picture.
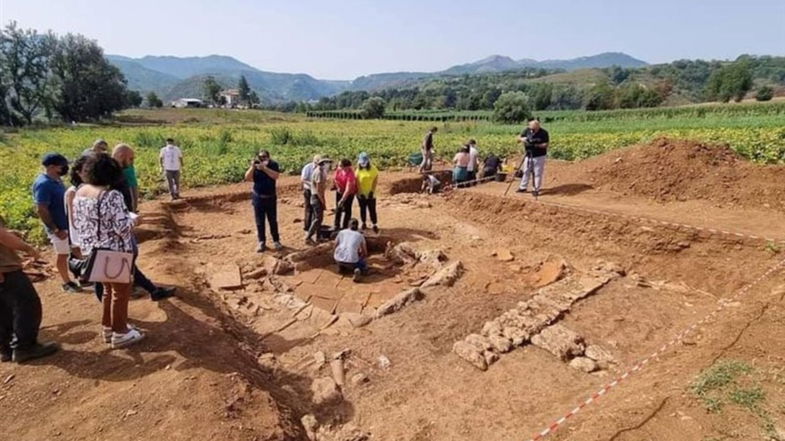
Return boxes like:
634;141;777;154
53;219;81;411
333;218;368;282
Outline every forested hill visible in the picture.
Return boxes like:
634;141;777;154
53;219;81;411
107;52;649;103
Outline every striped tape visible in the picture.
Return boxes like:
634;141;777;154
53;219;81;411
526;258;785;441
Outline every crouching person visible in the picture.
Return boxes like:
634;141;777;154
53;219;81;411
333;219;368;282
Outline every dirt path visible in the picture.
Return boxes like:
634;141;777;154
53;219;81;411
3;141;785;441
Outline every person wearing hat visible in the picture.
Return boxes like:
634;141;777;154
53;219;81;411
305;156;332;245
0;217;60;363
245;150;283;252
300;155;321;232
32;153;80;293
355;152;380;233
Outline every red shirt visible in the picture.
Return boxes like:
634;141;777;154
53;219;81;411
334;167;357;195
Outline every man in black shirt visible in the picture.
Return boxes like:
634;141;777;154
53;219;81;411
517;119;549;197
482;153;502;179
244;150;282;252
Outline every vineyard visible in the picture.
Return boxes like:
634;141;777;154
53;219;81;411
2;103;785;242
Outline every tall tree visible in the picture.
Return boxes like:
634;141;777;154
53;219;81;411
0;22;58;125
203;75;221;105
238;75;251;105
146;92;163;108
49;33;128;122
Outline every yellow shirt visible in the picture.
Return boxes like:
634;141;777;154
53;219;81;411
355;165;379;197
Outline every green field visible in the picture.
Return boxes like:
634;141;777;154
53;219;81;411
3;103;785;242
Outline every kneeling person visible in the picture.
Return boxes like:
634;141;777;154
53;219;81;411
333;219;368;282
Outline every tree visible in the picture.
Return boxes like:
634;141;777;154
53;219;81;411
705;61;753;102
125;90;143;107
49;33;128;122
202;75;221;105
755;85;774;101
360;96;385;119
146;91;163;108
492;92;531;124
238;75;250;105
0;22;58;125
248;90;260;107
584;81;616;110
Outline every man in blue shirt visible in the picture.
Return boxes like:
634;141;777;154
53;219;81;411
244;150;283;252
32;153;80;293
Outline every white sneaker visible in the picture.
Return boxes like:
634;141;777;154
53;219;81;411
103;325;139;344
111;328;145;349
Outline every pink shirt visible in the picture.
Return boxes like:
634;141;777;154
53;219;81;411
334;167;357;195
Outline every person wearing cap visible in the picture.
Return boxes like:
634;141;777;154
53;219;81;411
300;155;320;232
159;138;183;200
333;158;357;231
244;150;283;252
305;156;331;245
32;153;80;293
82;138;108;156
355;152;380;233
0;216;60;363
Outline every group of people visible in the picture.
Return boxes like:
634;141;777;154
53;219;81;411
419;119;550;195
1;139;181;363
244;150;381;279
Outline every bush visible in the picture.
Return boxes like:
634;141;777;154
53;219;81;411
361;97;386;119
756;86;774;102
492;92;531;124
146;92;163;108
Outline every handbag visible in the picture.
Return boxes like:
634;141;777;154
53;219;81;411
77;191;134;284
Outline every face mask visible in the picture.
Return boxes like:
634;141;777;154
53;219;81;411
58;165;69;176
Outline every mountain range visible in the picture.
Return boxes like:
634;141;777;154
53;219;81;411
107;52;648;103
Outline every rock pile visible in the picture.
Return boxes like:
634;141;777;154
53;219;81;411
453;265;622;371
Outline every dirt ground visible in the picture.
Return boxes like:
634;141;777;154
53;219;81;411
2;140;785;441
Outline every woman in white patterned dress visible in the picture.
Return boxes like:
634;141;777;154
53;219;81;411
72;153;144;348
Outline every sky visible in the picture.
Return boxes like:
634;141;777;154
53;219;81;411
2;0;784;80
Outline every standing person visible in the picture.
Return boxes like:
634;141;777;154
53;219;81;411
300;155;320;232
244;150;283;252
333;219;368;282
110;145;176;301
72;153;143;349
112;144;139;212
466;139;480;185
452;145;471;187
159;138;183;200
0;217;60;363
32;153;80;293
306;157;331;245
419;127;437;172
82;138;108;156
517;119;550;196
333;159;357;231
355;152;380;233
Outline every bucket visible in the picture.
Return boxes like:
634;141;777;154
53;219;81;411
496;173;507;182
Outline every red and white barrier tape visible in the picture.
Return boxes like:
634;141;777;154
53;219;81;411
526;257;785;441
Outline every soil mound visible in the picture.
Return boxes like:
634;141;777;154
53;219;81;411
571;138;785;210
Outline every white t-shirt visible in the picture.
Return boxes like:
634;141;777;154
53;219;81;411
301;162;315;191
160;145;182;171
334;229;365;263
64;186;80;247
467;146;479;172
